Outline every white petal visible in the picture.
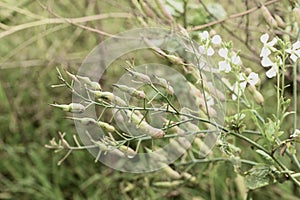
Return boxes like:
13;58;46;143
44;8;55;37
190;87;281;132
261;56;273;67
240;81;247;90
295;50;300;58
293;41;300;49
199;31;209;40
231;54;241;65
212;35;222;45
268;38;278;47
260;33;269;44
260;47;271;57
248;72;259;86
290;54;298;63
218;61;231;73
199;45;205;54
218;48;228;58
266;66;277;78
207;46;215;56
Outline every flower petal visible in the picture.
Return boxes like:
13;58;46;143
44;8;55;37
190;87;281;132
266;66;277;78
290;54;298;63
260;33;269;44
207;46;215;56
261;56;273;67
248;72;259;86
268;38;278;47
212;35;222;45
260;47;271;57
293;41;300;49
199;31;209;40
218;48;228;58
218;61;231;73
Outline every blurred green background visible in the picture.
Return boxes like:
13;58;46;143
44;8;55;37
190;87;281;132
0;0;299;199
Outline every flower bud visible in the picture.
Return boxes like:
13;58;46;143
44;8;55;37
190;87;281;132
247;84;256;94
69;117;97;125
253;90;264;106
166;54;183;65
244;68;252;76
89;90;114;101
182;172;197;184
65;71;79;82
50;103;85;113
261;5;278;28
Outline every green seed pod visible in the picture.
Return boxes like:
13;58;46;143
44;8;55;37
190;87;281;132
194;137;211;156
50;103;85;113
166;54;183;65
261;5;278;28
169;138;186;155
89;90;115;101
153;180;183;187
253;90;264;106
97;121;115;132
65;71;79;82
247;85;256;94
162;166;181;179
182;172;197;184
125;68;151;84
113;84;146;99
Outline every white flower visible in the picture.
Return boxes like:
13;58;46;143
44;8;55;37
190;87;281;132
231;72;259;100
265;63;278;78
247;72;259;86
286;41;300;62
212;35;222;45
199;31;209;40
199;45;214;56
260;33;277;57
261;56;273;67
218;48;241;73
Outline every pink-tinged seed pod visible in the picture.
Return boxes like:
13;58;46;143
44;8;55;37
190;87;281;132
155;0;174;22
177;137;192;150
97;121;115;132
65;71;79;83
113;84;146;99
193;137;212;156
162;166;181;179
293;8;300;26
126;111;165;138
140;1;154;18
261;5;278;28
153;75;174;95
70;117;97;125
125;68;152;84
253;90;264;106
153;180;183;187
274;14;286;28
76;75;102;90
169;138;187;155
50;103;85;113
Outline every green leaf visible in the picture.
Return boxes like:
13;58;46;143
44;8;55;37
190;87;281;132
245;165;275;190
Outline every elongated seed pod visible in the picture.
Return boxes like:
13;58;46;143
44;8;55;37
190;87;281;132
119;145;137;158
113;84;146;99
162;166;181;179
68;117;97;125
97;121;115;132
76;75;102;90
50;103;85;113
153;75;174;95
293;8;300;26
253;90;264;106
261;5;277;28
181;172;197;184
155;0;174;22
125;68;152;83
126;110;165;138
274;14;286;28
153;180;183;187
140;1;154;18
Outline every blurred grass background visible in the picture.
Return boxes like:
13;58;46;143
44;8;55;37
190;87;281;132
0;0;299;199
